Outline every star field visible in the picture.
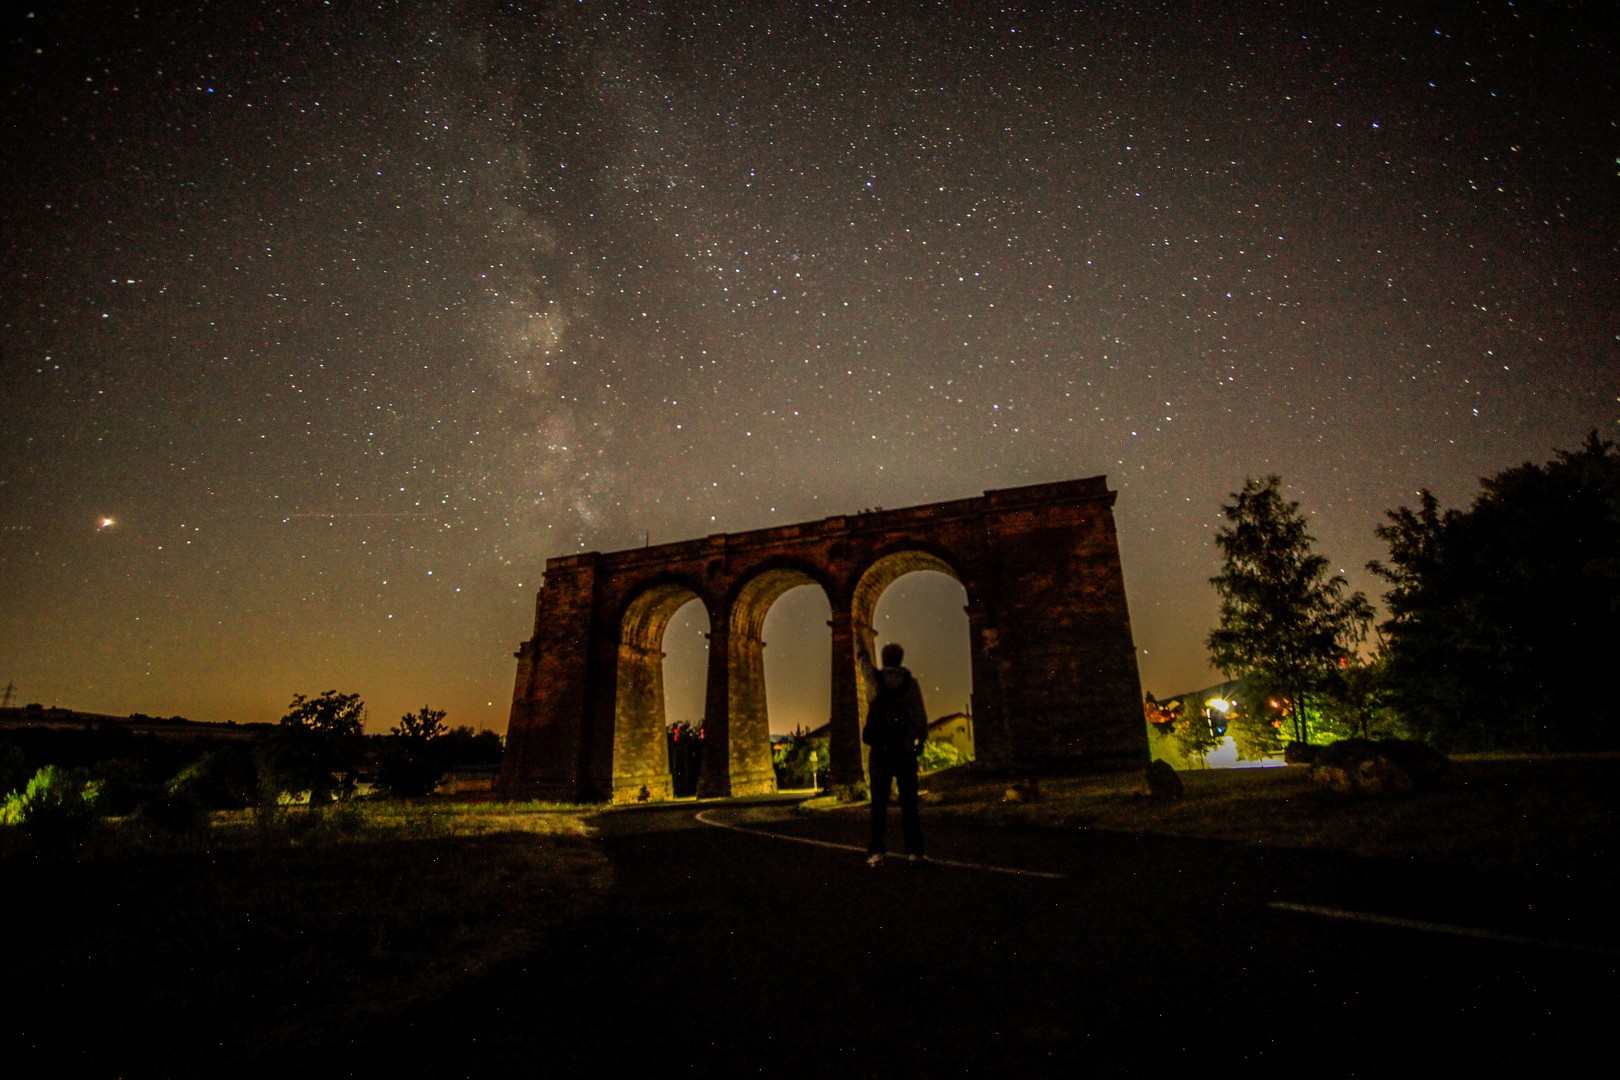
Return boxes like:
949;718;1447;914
2;1;1614;733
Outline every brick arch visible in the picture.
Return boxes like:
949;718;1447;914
851;547;967;640
845;549;968;748
609;581;707;803
708;564;830;799
502;476;1147;802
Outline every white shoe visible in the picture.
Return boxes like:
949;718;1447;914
865;853;884;867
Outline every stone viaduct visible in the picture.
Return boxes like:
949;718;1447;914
499;476;1146;803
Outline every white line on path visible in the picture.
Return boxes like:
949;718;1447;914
1269;902;1620;958
694;809;1067;880
698;812;1615;954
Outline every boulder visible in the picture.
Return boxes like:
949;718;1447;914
1284;740;1320;766
1309;738;1449;796
1001;777;1040;803
1142;759;1184;800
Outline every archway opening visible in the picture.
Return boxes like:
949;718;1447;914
761;583;832;791
661;598;710;795
721;567;827;797
659;598;711;730
761;585;833;737
855;554;974;770
613;584;707;802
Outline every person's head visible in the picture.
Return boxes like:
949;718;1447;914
880;642;905;668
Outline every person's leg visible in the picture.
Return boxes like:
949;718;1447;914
867;750;894;856
896;756;923;857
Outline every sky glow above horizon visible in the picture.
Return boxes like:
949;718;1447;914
2;1;1613;734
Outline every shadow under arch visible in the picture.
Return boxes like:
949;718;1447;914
613;580;706;802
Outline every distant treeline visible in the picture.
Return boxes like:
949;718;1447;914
0;704;270;733
0;713;504;803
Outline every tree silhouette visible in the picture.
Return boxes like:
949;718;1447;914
1207;476;1372;744
264;690;366;803
1370;433;1620;750
376;706;449;797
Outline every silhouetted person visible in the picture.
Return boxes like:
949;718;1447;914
859;640;930;866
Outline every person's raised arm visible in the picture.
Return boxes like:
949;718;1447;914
855;640;879;701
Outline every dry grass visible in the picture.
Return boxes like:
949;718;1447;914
1;801;611;1066
920;755;1620;895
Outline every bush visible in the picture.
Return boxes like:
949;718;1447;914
1;765;104;844
92;757;161;816
138;786;210;833
919;739;970;773
171;746;260;810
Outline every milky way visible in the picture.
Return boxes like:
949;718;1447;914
2;1;1613;734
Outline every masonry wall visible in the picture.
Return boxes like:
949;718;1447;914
500;476;1147;801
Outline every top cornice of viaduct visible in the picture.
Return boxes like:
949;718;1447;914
542;475;1114;576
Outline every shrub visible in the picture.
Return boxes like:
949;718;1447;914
171;745;259;809
138;786;210;833
920;739;970;773
1;765;104;843
92;757;160;816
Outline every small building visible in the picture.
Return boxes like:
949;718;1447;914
927;712;974;759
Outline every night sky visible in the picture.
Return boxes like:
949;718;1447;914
2;1;1613;736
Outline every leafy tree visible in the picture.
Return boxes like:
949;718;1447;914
1227;708;1286;763
1207;476;1373;744
1314;654;1410;742
1370;433;1620;750
1171;706;1221;765
772;728;827;789
263;691;366;803
376;706;449;797
1145;722;1196;771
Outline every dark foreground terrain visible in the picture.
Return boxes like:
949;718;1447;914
295;800;1612;1078
7;758;1617;1078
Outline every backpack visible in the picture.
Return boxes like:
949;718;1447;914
862;675;911;749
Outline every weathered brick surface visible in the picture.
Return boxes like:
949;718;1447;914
500;477;1147;801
